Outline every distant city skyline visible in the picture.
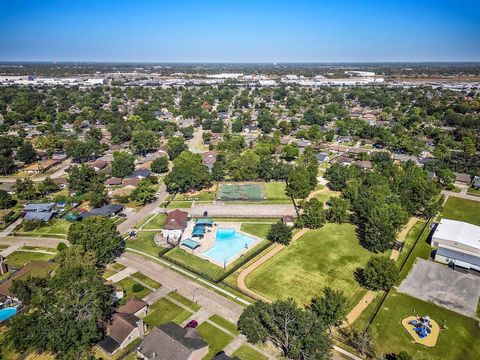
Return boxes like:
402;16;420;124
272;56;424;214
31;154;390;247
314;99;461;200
1;0;479;63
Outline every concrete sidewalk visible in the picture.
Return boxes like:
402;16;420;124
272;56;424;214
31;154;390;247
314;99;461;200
106;267;137;283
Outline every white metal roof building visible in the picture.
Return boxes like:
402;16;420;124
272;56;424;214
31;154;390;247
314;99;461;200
432;219;480;271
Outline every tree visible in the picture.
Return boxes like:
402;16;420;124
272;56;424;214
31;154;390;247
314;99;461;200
7;246;114;358
167;137;188;160
17;142;37;164
232;150;260;180
202;131;212;143
309;287;348;331
462;136;476;156
238;299;332;360
67;216;122;264
164;151;211;193
281;144;299;161
111;151;135;177
436;167;455;189
286;166;314;199
151;156;169;173
88;181;108;208
267;221;293;245
297;198;326;229
130;179;156;205
361;256;399;291
37;177;59;196
15;179;37;200
67;164;98;194
0;155;15;175
327;197;350;223
130;130;159;155
0;190;15;209
65;139;102;162
343;327;376;358
324;163;352;191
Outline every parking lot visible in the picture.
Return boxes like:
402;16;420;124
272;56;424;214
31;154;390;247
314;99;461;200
398;259;480;318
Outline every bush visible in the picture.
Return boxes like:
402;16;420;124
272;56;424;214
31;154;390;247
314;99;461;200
132;283;144;293
57;242;68;251
22;220;46;231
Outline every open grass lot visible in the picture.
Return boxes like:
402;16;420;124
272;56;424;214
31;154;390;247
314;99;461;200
168;291;201;312
196;322;235;360
246;223;371;308
397;220;428;267
126;231;165;257
141;213;166;229
117;277;152;299
6;251;55;268
441;197;480;226
16;219;70;238
175;190;216;201
131;272;161;289
312;188;341;204
467;187;480;197
240;223;272;239
370;291;480;360
208;314;240;335
232;345;268;360
143;298;192;327
213;217;278;223
398;222;433;282
264;182;289;200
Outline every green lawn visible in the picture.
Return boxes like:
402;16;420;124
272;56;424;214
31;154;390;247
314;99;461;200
196;322;235;360
175;190;216;201
246;223;372;308
103;267;117;279
131;272;161;289
6;251;55;268
441;197;480;226
370;291;480;360
110;263;127;272
143;298;192;327
312;188;341;204
126;231;166;257
142;214;166;229
20;246;57;253
232;345;268;360
397;220;428;267
240;223;272;239
209;314;240;335
264;182;289;200
166;200;193;208
168;291;201;312
466;187;480;197
213;217;278;223
398;224;433;283
17;219;71;237
117;277;152;299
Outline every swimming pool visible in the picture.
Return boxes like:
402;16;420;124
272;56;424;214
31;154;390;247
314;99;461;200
0;307;17;322
203;228;256;265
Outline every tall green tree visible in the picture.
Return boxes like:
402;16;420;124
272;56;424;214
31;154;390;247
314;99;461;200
17;142;37;164
167;137;188;160
130;130;159;155
267;221;293;245
286;166;314;199
309;287;348;331
130;179;156;205
111;151;135;177
164;151;211;193
361;256;399;291
151;156;169;173
297;198;326;229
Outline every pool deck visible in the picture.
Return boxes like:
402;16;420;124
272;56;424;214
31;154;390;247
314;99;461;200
180;221;263;268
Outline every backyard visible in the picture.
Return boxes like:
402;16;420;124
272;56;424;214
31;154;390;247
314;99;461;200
15;219;70;238
143;297;192;327
126;231;166;257
440;197;480;226
246;223;372;308
6;251;56;268
369;291;480;360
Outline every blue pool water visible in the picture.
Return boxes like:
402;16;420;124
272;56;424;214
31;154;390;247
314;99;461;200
203;228;256;264
0;307;17;322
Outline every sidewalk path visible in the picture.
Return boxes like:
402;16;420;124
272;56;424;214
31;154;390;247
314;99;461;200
236;228;309;301
106;267;137;283
441;190;480;202
143;286;171;305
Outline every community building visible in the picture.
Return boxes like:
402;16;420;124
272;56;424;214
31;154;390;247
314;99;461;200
162;209;189;243
432;219;480;272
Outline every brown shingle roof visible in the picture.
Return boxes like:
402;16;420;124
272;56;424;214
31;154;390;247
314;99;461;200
109;313;139;344
117;297;147;315
163;210;188;230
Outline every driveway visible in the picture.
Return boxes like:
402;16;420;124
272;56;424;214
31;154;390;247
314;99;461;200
398;259;480;318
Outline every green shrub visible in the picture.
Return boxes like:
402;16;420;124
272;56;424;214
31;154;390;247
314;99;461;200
57;242;68;251
132;283;144;293
22;219;46;231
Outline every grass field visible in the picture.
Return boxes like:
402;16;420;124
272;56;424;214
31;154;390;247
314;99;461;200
208;314;240;335
196;322;235;360
168;291;201;312
166;201;193;208
466;187;480;197
126;231;166;257
213;217;278;223
232;345;268;360
240;223;272;239
370;291;480;360
175;190;216;201
16;219;70;238
117;277;152;299
311;188;341;204
264;182;289;200
398;222;433;282
6;251;56;268
143;298;192;327
137;213;166;229
246;223;372;308
441;197;480;226
131;272;161;289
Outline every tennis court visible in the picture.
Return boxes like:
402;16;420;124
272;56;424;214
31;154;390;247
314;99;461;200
217;183;266;201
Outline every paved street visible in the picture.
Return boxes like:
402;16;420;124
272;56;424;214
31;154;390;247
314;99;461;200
441;189;480;202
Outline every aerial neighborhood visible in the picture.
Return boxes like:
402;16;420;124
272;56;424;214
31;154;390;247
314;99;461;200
0;61;479;360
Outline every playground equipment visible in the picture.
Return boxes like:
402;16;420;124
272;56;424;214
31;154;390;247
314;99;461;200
409;316;432;338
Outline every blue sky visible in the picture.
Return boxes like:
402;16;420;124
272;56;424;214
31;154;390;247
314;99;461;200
0;0;479;62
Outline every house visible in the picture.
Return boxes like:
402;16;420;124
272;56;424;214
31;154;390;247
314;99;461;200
97;297;148;356
0;182;15;194
92;159;108;172
136;323;209;360
432;219;480;271
355;160;373;170
105;177;123;187
334;156;354;165
51;151;67;161
392;153;419;163
163;209;189;242
52;177;69;189
454;172;471;185
110;185;136;198
202;151;217;171
23;159;60;174
126;168;151;179
122;178;141;187
81;204;124;219
23;203;55;222
337;136;353;143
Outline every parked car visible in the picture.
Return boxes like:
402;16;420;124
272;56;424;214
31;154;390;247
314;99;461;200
184;320;198;329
